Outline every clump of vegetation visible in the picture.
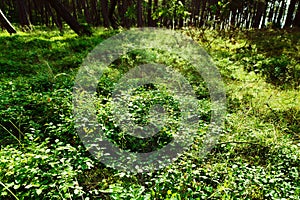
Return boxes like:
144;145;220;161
0;27;299;199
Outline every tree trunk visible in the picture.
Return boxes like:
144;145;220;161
109;0;118;28
268;0;275;23
153;0;158;26
229;0;243;29
119;0;131;28
191;0;200;26
91;0;101;26
101;0;110;27
84;0;92;25
137;0;143;27
72;0;77;20
230;9;237;28
284;0;298;28
47;0;92;36
15;0;31;29
293;2;300;27
272;1;280;25
178;0;185;28
275;0;285;28
147;0;153;26
260;0;269;28
236;1;244;28
0;9;17;34
253;0;265;28
45;1;63;31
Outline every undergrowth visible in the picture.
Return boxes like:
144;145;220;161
0;27;299;199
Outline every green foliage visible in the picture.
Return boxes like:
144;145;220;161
153;0;190;25
0;136;93;199
242;54;300;87
0;27;299;199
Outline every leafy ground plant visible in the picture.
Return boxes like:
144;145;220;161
0;27;299;199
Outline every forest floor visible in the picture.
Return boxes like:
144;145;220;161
0;27;299;199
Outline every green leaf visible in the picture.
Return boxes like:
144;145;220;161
36;189;43;195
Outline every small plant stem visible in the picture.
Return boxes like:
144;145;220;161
0;181;19;200
9;120;25;137
0;123;21;145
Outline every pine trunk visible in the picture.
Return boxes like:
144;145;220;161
284;0;298;28
0;9;17;34
48;0;92;36
15;0;31;29
137;0;143;27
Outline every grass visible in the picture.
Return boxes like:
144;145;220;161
0;26;299;199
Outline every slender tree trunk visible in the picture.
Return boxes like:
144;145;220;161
268;0;275;23
15;0;31;29
173;2;177;29
253;0;265;28
153;0;158;26
248;1;257;28
260;0;269;28
229;0;242;29
162;0;168;27
45;1;62;31
120;0;131;28
230;9;236;28
284;0;298;28
276;0;285;28
71;0;77;20
84;0;92;24
92;0;101;25
198;0;204;27
76;0;84;17
178;0;185;28
47;0;92;36
109;0;118;28
245;6;251;29
137;0;143;27
236;1;244;28
272;1;280;25
147;0;153;26
191;0;200;26
0;9;17;34
28;0;32;24
293;2;300;27
101;0;110;27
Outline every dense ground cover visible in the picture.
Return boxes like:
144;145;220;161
0;27;299;199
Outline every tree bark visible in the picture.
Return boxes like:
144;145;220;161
84;0;93;25
275;0;285;28
48;0;92;36
190;0;200;26
153;0;158;26
260;0;269;28
119;0;131;28
229;0;240;28
108;0;118;28
147;0;153;26
0;9;17;34
101;0;110;27
272;1;280;25
45;1;63;31
15;0;31;29
253;0;266;28
196;0;202;26
268;0;275;23
284;0;298;28
91;0;101;26
293;2;300;27
137;0;143;27
178;0;185;28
